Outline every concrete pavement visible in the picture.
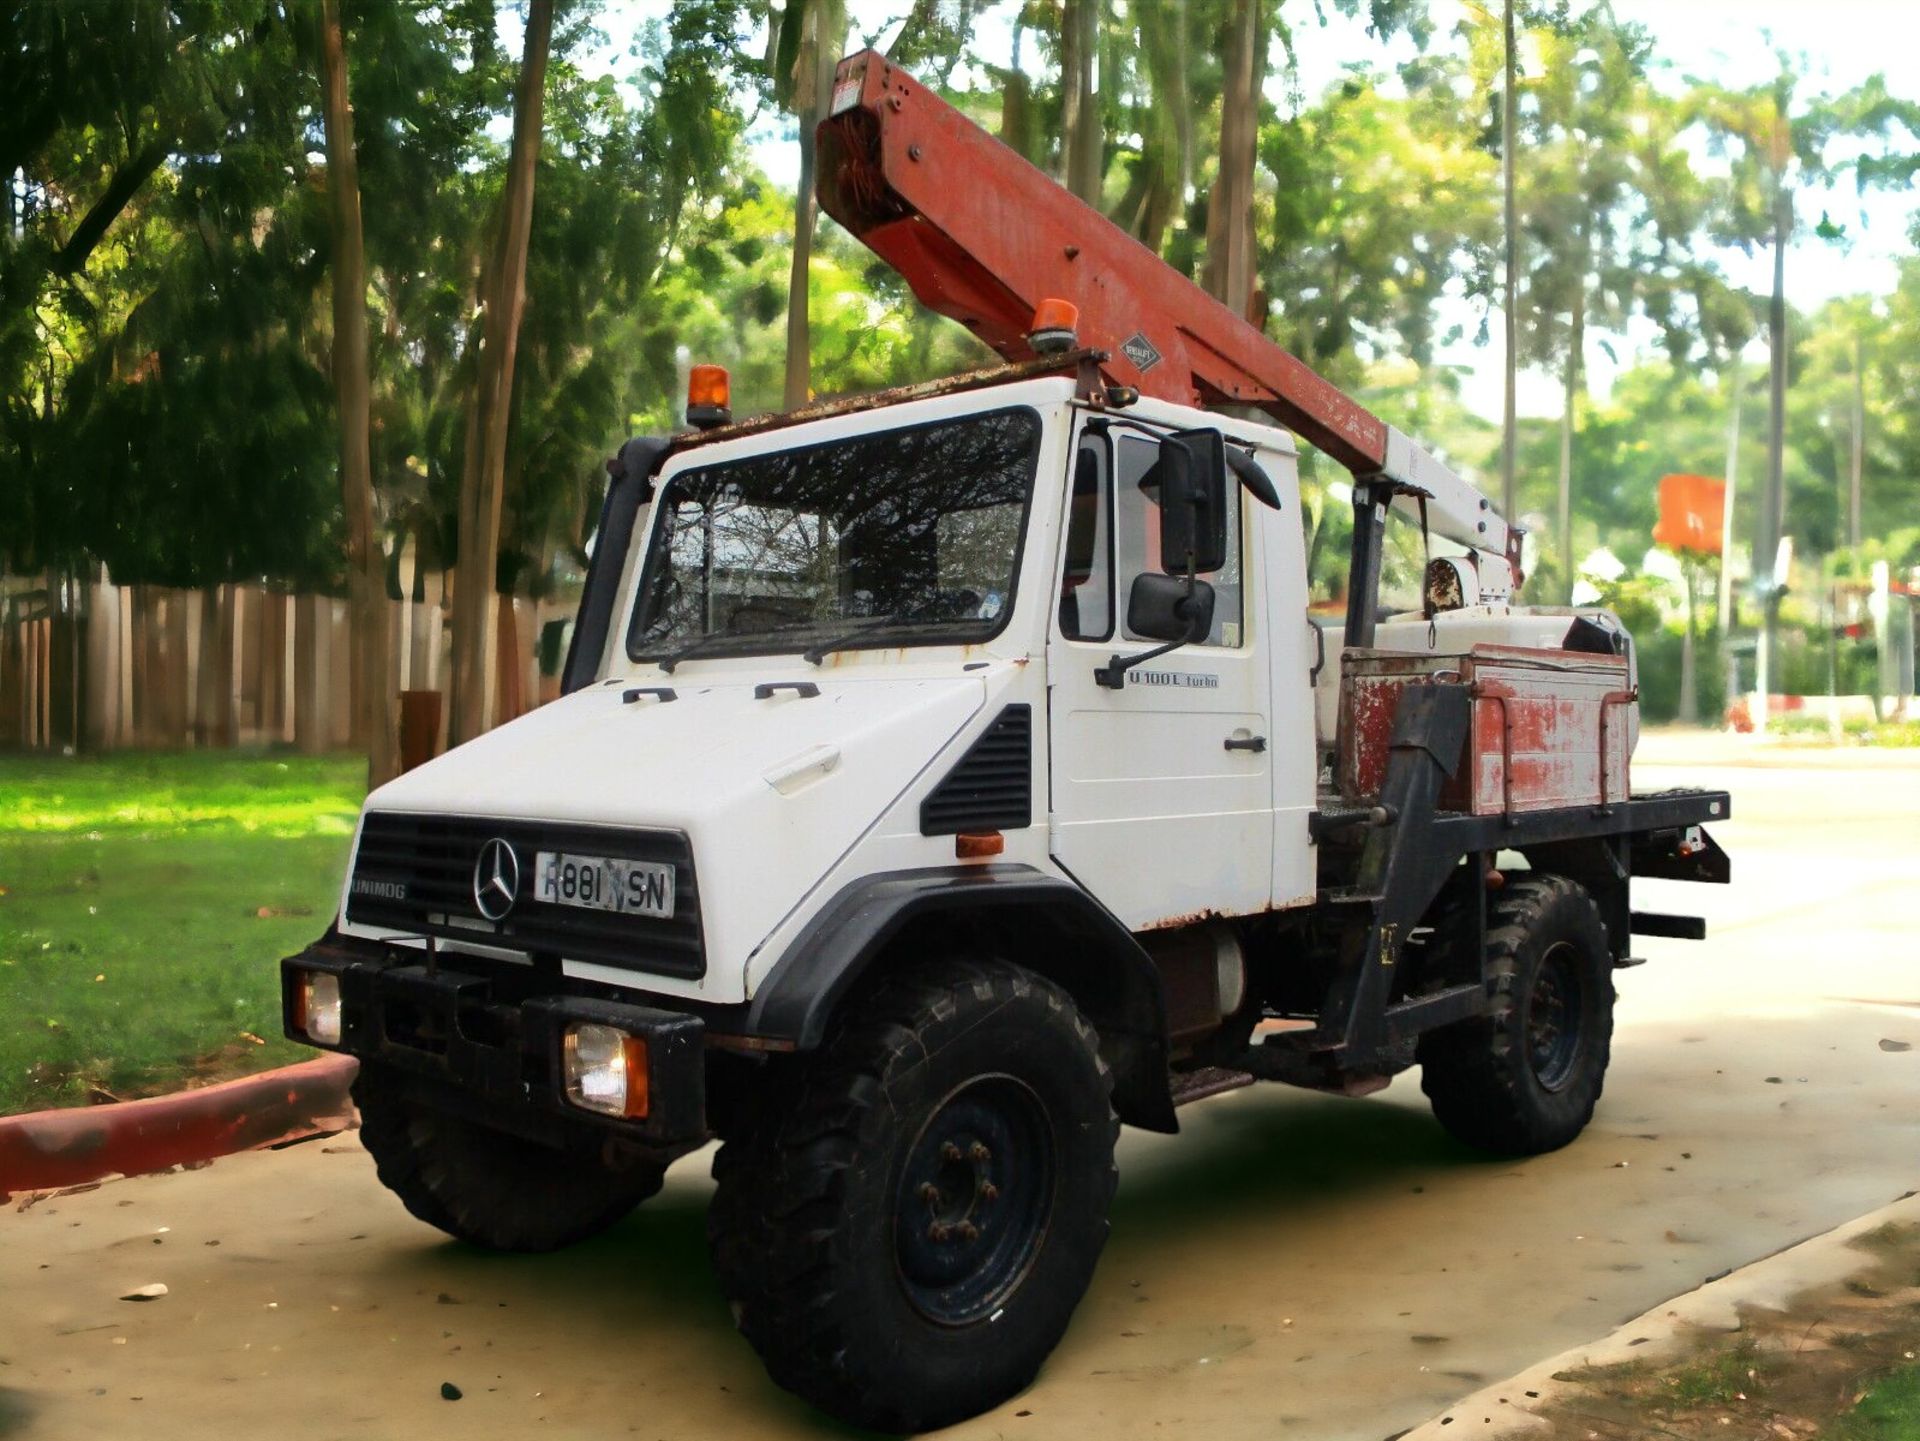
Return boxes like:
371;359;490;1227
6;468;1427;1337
2;735;1915;1440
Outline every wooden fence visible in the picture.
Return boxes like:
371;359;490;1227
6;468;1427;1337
1;573;570;756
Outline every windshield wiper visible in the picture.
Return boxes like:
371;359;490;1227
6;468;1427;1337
653;629;749;674
653;616;830;672
800;617;946;665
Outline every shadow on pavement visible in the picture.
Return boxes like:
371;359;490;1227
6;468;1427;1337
0;1387;35;1440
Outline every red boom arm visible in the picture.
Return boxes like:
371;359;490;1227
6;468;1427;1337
815;51;1389;476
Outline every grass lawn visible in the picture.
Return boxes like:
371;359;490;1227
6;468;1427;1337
0;750;364;1115
1523;1220;1920;1440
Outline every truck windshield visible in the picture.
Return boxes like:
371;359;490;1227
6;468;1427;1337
626;407;1040;663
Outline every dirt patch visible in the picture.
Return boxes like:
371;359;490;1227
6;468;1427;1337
1514;1221;1920;1439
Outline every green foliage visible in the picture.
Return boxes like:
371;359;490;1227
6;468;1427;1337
1824;1363;1920;1437
1664;1340;1779;1407
1259;68;1497;387
1;0;1917;730
0;750;363;1114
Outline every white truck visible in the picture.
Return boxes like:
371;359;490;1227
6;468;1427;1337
281;53;1730;1433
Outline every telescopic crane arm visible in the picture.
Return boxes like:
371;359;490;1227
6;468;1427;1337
816;51;1522;610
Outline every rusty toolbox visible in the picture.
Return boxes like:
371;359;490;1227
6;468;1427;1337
1338;645;1635;817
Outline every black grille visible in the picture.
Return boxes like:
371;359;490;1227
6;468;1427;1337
345;813;705;979
920;704;1032;835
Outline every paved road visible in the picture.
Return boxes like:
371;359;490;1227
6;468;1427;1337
4;737;1916;1441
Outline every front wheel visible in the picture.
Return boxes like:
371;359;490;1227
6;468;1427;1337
352;1064;665;1252
1417;874;1615;1156
708;959;1117;1433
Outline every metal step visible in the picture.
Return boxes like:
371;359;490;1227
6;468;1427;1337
1169;1066;1257;1107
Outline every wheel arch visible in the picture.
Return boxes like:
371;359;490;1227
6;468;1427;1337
745;866;1178;1133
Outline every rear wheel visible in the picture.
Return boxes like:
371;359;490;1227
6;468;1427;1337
707;958;1117;1433
352;1064;664;1252
1417;874;1615;1156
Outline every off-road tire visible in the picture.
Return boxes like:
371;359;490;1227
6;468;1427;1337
352;1063;664;1252
1417;874;1614;1156
707;959;1118;1433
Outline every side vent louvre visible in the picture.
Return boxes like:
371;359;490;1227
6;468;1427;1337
920;704;1032;835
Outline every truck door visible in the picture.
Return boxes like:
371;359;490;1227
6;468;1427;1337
1045;420;1274;929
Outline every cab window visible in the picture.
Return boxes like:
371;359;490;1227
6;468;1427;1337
1057;435;1114;641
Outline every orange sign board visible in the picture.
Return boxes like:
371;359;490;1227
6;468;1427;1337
1652;473;1725;555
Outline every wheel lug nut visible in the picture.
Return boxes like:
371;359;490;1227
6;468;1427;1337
940;1141;963;1162
918;1182;941;1205
956;1221;979;1243
969;1142;990;1163
978;1181;999;1202
927;1222;951;1242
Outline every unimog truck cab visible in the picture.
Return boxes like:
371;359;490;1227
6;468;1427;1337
281;53;1730;1434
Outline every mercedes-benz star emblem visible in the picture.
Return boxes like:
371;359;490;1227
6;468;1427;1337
472;838;520;921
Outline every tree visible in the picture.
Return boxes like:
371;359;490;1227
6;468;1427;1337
1258;70;1497;391
1058;0;1103;206
449;0;554;747
317;0;399;786
1201;0;1262;316
1112;0;1191;254
768;0;847;409
1687;63;1920;681
1513;11;1653;600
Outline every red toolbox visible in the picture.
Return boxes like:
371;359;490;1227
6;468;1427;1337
1338;645;1636;816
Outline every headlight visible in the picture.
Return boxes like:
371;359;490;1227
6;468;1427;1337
293;971;343;1046
562;1023;650;1119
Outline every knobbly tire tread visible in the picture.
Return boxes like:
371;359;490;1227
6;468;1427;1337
707;958;1119;1433
1417;874;1614;1156
352;1064;663;1252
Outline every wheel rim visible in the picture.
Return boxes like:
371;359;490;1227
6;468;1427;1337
894;1075;1055;1326
1526;941;1587;1091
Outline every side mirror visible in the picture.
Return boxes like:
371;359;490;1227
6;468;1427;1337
1142;431;1228;575
1126;572;1215;644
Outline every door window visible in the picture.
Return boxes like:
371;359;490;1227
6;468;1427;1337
1057;436;1114;641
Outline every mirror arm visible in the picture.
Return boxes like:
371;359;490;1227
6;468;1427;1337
1094;631;1193;690
1094;563;1205;691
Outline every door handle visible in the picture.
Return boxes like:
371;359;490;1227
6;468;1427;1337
1224;734;1267;753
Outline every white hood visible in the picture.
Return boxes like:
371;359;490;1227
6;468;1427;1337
349;669;988;999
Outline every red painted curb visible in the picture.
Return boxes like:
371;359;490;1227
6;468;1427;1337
0;1054;360;1200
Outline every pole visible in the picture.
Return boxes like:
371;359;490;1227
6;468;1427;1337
1717;356;1740;634
1849;332;1864;550
1719;355;1741;724
1826;579;1841;744
1756;180;1791;726
1500;0;1519;523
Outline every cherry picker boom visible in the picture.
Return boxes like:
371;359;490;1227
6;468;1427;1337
817;48;1521;646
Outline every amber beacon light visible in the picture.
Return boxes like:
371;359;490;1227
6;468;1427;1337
1026;298;1080;354
687;364;732;429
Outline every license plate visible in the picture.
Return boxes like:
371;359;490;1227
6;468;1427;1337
533;851;675;918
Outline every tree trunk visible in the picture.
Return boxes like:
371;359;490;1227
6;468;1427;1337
318;0;400;786
1678;560;1699;725
1557;286;1583;602
52;139;169;278
1757;182;1790;663
449;0;553;747
1849;331;1864;550
1201;0;1260;319
783;0;842;409
1122;1;1187;253
1059;0;1101;206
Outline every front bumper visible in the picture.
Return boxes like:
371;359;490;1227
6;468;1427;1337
281;937;706;1152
